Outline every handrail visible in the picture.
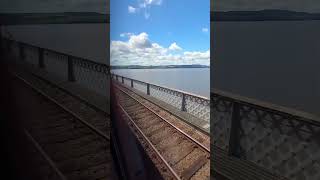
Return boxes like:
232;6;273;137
212;88;320;123
112;73;209;100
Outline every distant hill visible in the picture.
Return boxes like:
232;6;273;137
111;64;209;69
0;12;109;25
211;10;320;21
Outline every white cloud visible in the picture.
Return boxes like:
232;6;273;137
168;42;182;51
144;11;151;19
128;32;152;48
128;6;136;13
202;28;208;32
120;32;133;37
111;32;209;66
128;0;162;19
142;0;162;6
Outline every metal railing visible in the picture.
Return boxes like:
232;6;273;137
211;89;320;180
2;38;110;97
111;74;210;122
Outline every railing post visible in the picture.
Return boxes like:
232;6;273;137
181;94;187;111
116;75;118;81
38;48;45;68
19;43;25;60
122;77;124;84
228;102;241;158
131;79;134;88
68;56;75;82
147;84;150;95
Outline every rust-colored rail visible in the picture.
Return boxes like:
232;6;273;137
114;84;210;179
118;104;182;180
12;72;113;179
13;72;110;141
115;84;210;153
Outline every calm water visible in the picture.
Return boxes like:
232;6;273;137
2;24;109;64
212;20;320;116
113;68;210;98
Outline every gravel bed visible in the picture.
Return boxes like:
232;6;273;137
163;140;194;165
173;148;206;174
191;160;210;180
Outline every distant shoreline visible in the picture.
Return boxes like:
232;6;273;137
111;65;209;69
0;12;108;25
212;10;320;21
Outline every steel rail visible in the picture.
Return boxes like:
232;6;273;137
118;104;181;180
28;70;108;116
115;84;210;153
24;129;68;180
13;72;110;141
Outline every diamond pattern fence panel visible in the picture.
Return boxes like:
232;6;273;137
212;91;320;180
24;45;38;66
149;84;183;110
43;50;68;80
73;57;110;97
211;94;232;151
112;74;210;123
185;94;210;122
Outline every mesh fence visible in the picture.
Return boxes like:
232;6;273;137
44;50;68;80
112;74;210;123
3;39;110;98
211;92;320;180
73;57;109;97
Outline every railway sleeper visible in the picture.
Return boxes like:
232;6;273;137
57;151;110;173
65;163;112;180
47;143;108;162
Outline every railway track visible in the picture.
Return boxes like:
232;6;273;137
13;73;116;180
114;83;210;180
12;70;110;135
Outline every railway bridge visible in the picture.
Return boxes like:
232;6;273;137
1;35;320;180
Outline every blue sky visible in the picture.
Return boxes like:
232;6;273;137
110;0;210;66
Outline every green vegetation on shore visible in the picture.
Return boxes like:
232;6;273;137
111;64;209;69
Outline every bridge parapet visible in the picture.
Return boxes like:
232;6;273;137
212;89;320;179
3;38;110;97
111;74;210;123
